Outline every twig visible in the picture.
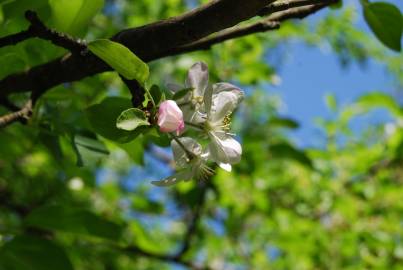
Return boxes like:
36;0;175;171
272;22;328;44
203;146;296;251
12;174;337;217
120;183;210;269
121;245;211;270
0;29;34;48
258;0;336;16
174;183;208;258
0;100;32;128
162;2;333;57
160;20;279;56
268;2;335;21
0;10;86;52
119;76;146;108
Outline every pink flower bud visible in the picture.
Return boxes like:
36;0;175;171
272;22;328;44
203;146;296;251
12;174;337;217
157;100;185;135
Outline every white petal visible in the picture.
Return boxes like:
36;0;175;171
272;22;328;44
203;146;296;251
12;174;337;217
151;169;193;187
212;82;243;97
209;132;242;164
171;137;202;167
204;85;213;116
185;62;209;97
219;163;232;172
210;91;241;123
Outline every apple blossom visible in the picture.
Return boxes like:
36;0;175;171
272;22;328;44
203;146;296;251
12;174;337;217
157;100;185;135
152;137;213;186
203;83;244;169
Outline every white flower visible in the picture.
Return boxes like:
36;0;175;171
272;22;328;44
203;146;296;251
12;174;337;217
170;62;209;123
157;100;185;135
151;137;213;186
174;62;244;170
203;83;243;170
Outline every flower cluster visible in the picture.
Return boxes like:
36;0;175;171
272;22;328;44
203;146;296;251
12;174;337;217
152;62;244;186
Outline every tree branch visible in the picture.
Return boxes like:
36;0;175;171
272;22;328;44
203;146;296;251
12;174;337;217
0;0;272;99
258;0;336;16
0;11;86;52
162;1;334;57
268;1;335;21
0;100;32;128
0;29;34;48
120;183;210;269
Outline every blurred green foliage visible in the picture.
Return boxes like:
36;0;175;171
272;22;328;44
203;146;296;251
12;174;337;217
0;0;402;269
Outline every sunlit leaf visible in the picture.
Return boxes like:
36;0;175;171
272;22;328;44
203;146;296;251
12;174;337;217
116;108;150;131
88;39;149;82
49;0;104;36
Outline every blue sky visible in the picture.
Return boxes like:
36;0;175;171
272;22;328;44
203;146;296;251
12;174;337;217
270;0;402;147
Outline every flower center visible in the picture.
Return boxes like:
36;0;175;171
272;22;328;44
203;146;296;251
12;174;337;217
191;96;203;106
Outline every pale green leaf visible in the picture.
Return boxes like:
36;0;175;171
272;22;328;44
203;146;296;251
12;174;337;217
116;108;150;131
49;0;104;36
88;39;149;82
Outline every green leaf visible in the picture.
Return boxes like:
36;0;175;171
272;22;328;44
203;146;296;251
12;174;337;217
149;85;163;105
269;142;313;169
173;87;193;100
38;129;63;162
363;2;402;52
73;134;109;167
268;117;299;129
324;93;338;112
116;108;150;131
85;97;144;143
0;235;73;270
144;127;171;147
49;0;104;36
88;39;149;82
24;205;123;241
356;92;403;117
117;136;145;165
161;87;173;99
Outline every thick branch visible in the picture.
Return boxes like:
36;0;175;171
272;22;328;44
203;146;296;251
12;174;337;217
0;0;272;99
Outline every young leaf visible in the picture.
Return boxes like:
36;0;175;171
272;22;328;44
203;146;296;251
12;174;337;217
85;97;142;143
324;93;338;112
173;87;193;100
0;235;73;270
116;108;150;131
149;85;163;105
49;0;104;36
363;2;402;52
356;92;403;117
24;205;124;241
88;39;149;82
